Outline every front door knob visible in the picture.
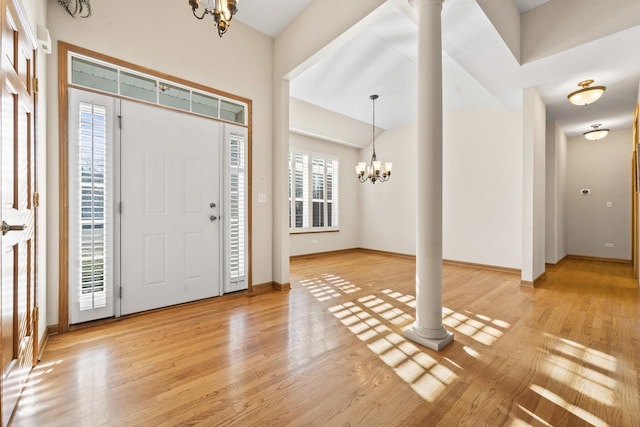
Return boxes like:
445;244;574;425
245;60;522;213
2;221;26;236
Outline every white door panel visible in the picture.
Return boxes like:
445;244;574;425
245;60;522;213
120;101;221;315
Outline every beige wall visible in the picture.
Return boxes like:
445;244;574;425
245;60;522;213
358;108;524;269
289;134;359;256
566;129;632;260
272;0;387;284
546;121;568;264
358;123;417;255
522;87;546;282
522;0;640;62
45;0;274;325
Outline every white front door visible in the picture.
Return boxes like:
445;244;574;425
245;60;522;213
120;100;221;315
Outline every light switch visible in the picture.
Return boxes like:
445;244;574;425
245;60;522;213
258;193;267;203
606;201;613;208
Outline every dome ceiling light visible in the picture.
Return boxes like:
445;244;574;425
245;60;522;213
567;79;606;106
584;124;610;141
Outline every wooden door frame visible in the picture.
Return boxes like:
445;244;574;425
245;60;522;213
633;104;639;279
57;42;253;332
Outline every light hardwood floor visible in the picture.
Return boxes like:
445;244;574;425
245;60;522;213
12;251;640;426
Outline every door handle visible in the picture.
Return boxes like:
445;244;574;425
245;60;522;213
210;215;218;222
2;221;26;236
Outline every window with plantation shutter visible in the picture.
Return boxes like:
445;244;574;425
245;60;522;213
289;150;339;232
69;90;115;323
224;126;248;293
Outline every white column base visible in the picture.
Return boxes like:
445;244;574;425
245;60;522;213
403;325;454;351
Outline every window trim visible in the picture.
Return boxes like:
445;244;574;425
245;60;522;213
288;148;339;233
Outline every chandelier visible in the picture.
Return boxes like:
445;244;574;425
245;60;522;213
57;0;92;18
355;95;392;184
189;0;239;38
567;79;606;106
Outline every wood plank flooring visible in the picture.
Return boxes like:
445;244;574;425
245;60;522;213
11;251;640;426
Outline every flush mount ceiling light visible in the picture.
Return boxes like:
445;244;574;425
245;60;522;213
189;0;238;38
584;124;610;141
355;95;392;184
567;79;606;106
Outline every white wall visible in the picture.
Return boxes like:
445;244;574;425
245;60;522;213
289;134;359;256
566;129;632;260
358;108;523;269
546;121;568;263
45;0;274;325
522;87;546;282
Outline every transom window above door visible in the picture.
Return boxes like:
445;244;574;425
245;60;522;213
69;54;247;125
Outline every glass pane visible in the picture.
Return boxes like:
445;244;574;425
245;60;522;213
220;99;245;124
313;201;324;227
120;71;156;103
193;92;219;118
71;57;118;94
295;201;304;228
312;158;324;200
159;82;190;111
78;102;109;311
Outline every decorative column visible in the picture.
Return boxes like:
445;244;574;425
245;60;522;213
403;0;453;351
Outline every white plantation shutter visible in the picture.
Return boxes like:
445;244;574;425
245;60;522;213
289;150;339;231
327;159;339;227
289;153;309;229
225;126;248;292
69;89;115;323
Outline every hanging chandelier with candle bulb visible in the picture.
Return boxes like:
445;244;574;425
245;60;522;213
188;0;238;38
355;94;392;184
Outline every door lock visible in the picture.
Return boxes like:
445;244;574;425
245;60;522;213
210;202;216;208
2;221;26;236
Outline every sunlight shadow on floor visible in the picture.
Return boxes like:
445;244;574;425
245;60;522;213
519;334;619;427
299;273;516;402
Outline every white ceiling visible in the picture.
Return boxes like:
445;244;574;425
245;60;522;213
235;0;313;38
237;0;640;145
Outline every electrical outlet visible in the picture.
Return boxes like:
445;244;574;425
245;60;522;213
605;243;614;248
606;201;613;208
581;189;591;195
